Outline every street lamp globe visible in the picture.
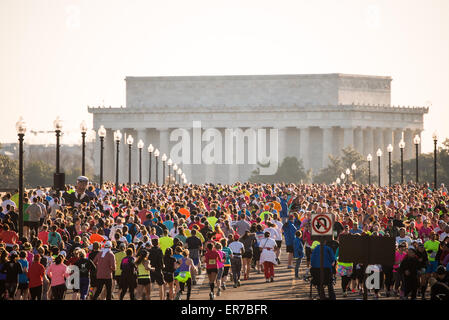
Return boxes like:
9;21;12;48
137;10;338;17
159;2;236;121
137;139;144;149
173;164;178;171
80;120;88;133
377;149;383;157
114;130;122;142
154;149;160;157
98;125;106;138
181;173;186;180
432;131;438;141
351;163;357;171
177;168;182;175
162;153;167;162
414;135;421;145
148;144;154;153
367;154;372;162
345;168;350;175
127;135;134;145
53;116;63;131
167;158;173;166
340;173;345;180
16;117;27;134
387;144;393;153
399;139;405;149
336;178;341;184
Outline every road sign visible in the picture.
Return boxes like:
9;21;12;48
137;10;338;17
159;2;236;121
311;213;333;236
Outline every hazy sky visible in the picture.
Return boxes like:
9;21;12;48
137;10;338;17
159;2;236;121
1;0;448;152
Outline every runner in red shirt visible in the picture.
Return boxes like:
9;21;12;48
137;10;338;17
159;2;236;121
27;254;46;300
203;242;222;300
0;225;19;248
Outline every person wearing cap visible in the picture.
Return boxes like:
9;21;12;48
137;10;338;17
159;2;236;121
399;247;420;299
92;241;116;300
66;176;91;208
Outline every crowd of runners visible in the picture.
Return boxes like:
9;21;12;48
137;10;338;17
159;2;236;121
0;177;449;300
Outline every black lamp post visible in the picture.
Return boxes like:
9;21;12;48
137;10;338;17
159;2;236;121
80;121;87;176
16;117;26;238
414;135;420;183
137;139;144;185
148;144;154;184
181;173;186;186
177;168;182;185
351;163;357;183
173;164;178;184
98;125;106;187
367;154;372;185
53;117;64;191
127;135;134;187
399;139;405;184
167;158;173;185
387;144;393;186
162;153;167;185
154;149;160;186
376;148;382;186
433;131;438;188
114;130;122;194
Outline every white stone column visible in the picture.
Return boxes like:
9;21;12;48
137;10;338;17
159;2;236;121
275;126;286;166
404;129;414;160
393;129;403;162
136;129;146;184
343;126;354;150
354;127;363;155
322;126;333;168
363;127;374;158
299;127;310;170
157;128;169;184
105;128;115;183
374;128;385;185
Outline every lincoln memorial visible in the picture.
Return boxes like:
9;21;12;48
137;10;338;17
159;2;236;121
88;74;428;185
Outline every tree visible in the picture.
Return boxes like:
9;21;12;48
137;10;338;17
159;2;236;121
24;161;54;188
313;147;375;184
248;157;311;183
0;154;19;188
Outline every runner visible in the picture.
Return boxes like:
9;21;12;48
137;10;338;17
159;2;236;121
259;231;278;282
203;242;222;300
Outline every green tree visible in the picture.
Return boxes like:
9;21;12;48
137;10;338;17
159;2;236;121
24;161;54;188
249;157;310;183
313;146;375;184
0;154;19;188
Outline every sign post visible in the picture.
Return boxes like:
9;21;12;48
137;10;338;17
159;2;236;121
311;213;333;300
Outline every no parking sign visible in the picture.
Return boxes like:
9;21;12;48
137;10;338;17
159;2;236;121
311;213;333;236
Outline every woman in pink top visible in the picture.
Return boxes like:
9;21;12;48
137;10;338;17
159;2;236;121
393;243;408;297
46;254;70;300
214;243;225;297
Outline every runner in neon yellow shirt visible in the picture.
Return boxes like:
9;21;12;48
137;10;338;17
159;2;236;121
159;229;174;254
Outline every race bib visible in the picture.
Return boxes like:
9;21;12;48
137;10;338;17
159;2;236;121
208;259;216;265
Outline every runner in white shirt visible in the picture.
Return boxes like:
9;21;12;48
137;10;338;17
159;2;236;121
259;232;278;282
1;194;16;212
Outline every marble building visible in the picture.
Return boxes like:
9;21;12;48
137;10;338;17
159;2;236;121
88;74;428;185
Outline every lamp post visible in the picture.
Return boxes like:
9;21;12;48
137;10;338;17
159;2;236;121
167;158;173;185
399;139;405;184
80;121;88;176
173;164;178;184
340;173;345;184
336;178;341;185
351;163;357;183
154;149;160;186
377;149;382;186
16;117;26;238
114;130;122;194
53;117;63;191
98;125;106;187
433;131;438;188
148;144;154;184
345;168;350;183
367;154;372;185
414;135;420;183
162;154;167;185
181;173;186;186
138;139;144;185
53;117;62;174
127;135;134;187
177;168;182;184
387;144;393;186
